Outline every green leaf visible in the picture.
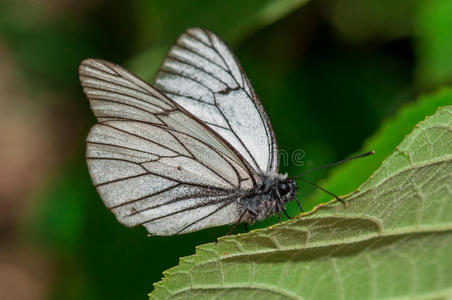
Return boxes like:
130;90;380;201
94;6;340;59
416;0;452;89
129;0;310;80
134;0;310;45
149;105;452;299
326;0;414;42
304;87;452;211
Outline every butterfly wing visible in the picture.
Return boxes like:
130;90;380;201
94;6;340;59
154;28;279;174
80;59;256;235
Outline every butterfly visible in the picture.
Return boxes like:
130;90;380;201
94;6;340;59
79;28;311;236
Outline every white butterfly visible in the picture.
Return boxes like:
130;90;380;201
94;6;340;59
79;28;299;235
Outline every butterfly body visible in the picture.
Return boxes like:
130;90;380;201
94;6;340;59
238;174;297;223
80;28;299;235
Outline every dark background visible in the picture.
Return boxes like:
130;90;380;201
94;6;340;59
1;0;451;299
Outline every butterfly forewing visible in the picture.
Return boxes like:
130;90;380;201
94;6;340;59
154;28;279;174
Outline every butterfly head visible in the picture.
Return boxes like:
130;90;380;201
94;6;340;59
275;178;298;205
277;177;297;204
261;173;298;205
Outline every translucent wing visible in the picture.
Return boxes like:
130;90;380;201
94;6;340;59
79;58;257;235
154;27;279;174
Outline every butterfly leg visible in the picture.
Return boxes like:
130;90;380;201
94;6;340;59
224;208;255;237
275;189;292;219
277;199;292;219
281;207;292;219
276;213;282;223
244;223;249;232
295;195;303;212
336;196;347;207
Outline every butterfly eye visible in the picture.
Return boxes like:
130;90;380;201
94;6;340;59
278;183;290;196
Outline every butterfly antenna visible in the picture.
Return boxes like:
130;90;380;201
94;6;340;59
296;177;345;205
294;150;375;178
293;151;374;206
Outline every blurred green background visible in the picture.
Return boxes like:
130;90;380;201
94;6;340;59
1;0;451;299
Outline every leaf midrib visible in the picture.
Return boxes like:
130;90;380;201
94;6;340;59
165;229;452;299
178;225;452;276
166;284;303;300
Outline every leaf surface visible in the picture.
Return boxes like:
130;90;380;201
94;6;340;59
304;88;452;210
150;106;452;299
